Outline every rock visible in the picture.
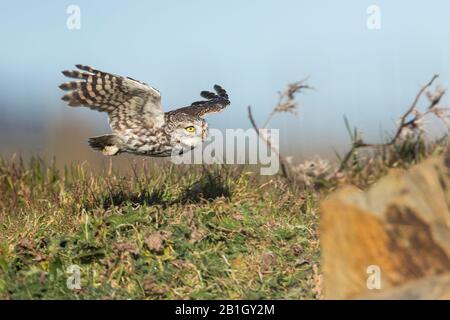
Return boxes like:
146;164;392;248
261;251;277;270
320;155;450;299
360;273;450;300
144;231;171;253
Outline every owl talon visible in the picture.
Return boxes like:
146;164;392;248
102;145;120;156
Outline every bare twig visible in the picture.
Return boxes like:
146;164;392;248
338;74;446;172
391;74;440;144
248;106;290;180
247;78;313;180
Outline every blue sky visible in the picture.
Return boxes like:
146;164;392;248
1;0;449;157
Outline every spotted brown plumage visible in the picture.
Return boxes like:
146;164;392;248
59;65;230;157
167;85;230;117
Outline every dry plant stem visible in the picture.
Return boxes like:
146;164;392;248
262;110;278;130
248;78;312;181
338;74;441;172
261;78;313;129
262;93;283;128
392;74;439;143
248;106;290;180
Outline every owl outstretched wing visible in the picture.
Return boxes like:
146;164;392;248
171;85;230;117
59;65;165;128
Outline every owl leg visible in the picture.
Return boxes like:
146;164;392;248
88;134;122;156
102;145;120;156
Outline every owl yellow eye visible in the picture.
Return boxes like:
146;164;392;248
185;126;196;133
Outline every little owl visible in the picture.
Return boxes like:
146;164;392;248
59;64;230;157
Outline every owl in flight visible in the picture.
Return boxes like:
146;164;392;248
59;65;230;157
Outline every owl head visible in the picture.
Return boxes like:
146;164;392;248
168;113;208;152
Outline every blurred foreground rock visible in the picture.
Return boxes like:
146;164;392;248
320;155;450;299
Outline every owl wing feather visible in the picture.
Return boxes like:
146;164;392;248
59;65;165;128
171;85;230;117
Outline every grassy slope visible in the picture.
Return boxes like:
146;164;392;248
0;158;319;299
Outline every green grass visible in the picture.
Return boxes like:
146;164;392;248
0;158;319;299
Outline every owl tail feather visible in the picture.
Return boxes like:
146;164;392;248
88;134;122;156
